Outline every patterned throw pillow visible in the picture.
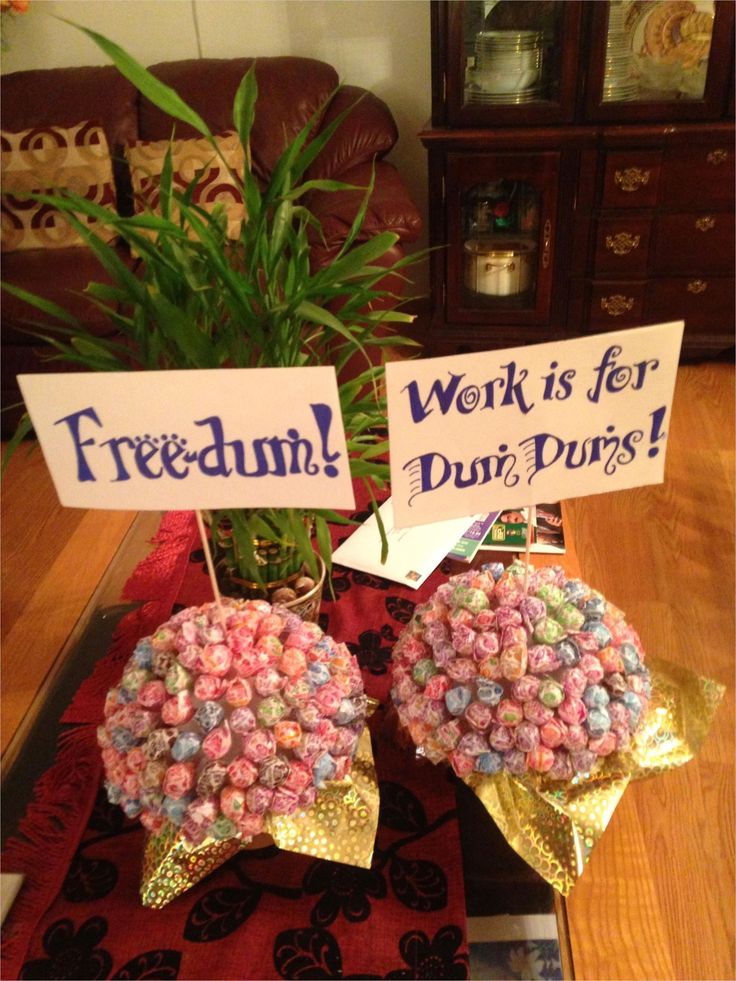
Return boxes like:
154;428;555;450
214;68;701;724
1;120;117;252
125;132;245;239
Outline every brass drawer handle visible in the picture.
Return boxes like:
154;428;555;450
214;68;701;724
542;218;552;269
601;294;635;316
614;167;651;192
695;216;716;231
687;279;708;294
706;149;728;165
605;232;641;255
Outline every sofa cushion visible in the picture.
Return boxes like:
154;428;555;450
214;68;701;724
0;65;139;216
141;57;340;182
1;120;117;251
305;86;398;182
125;132;245;238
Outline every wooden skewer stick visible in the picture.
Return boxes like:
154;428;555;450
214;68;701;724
523;504;536;594
194;509;226;622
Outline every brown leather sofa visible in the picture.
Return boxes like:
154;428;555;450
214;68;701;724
0;56;422;434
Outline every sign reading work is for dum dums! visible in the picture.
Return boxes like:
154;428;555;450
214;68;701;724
18;367;356;511
386;322;684;528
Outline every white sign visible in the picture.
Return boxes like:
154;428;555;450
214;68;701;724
387;322;684;528
18;367;356;511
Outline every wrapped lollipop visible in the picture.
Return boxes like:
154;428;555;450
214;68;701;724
391;560;722;893
99;598;378;907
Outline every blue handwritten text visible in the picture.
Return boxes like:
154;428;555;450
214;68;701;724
54;403;342;483
402;361;535;423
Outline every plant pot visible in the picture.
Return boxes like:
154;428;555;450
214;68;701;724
216;553;326;622
206;513;325;620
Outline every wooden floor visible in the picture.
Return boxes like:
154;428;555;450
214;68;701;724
1;362;734;980
563;362;735;981
0;444;136;765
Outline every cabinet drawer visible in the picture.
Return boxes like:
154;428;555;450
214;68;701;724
646;277;734;334
587;281;646;329
593;218;651;276
661;145;735;209
601;151;661;209
653;212;735;274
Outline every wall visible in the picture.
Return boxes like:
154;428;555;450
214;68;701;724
1;0;432;288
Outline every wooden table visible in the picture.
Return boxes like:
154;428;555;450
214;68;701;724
2;363;733;979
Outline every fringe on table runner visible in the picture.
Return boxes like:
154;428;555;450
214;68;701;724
121;510;196;605
1;726;102;977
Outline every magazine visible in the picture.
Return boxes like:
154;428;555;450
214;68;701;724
479;503;566;554
447;511;500;562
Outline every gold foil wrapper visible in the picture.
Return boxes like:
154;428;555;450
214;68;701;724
141;825;243;909
627;656;725;777
266;725;379;866
141;727;379;908
465;659;724;896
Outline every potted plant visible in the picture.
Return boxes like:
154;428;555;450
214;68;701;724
2;26;423;616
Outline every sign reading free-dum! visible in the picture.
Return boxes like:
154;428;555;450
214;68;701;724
386;322;684;528
18;367;356;510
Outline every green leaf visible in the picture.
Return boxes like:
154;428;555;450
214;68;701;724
314;508;357;527
70;335;125;367
284;87;366;186
12;326;122;371
314;514;333;577
287;510;318;580
268;199;294;266
247;512;285;543
62;20;213;138
280;178;362;202
364;481;389;564
51;213;152;307
1;281;82;327
316;232;400;285
362;309;418;325
159;140;174;221
347;459;389;478
294;300;372;374
17;189;121;229
337;164;375;258
233;64;258;154
355;439;389;461
145;290;217;367
226;509;264;582
1;413;34;477
83;281;134;306
265;104;323;201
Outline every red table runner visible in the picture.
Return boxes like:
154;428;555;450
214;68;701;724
2;500;470;980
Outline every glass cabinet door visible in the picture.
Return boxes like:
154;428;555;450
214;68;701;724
584;0;735;120
445;152;560;325
435;1;583;126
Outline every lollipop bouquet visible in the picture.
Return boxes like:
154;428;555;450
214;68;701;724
98;598;379;907
391;560;723;893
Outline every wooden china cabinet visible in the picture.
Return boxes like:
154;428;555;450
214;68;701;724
421;0;735;359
